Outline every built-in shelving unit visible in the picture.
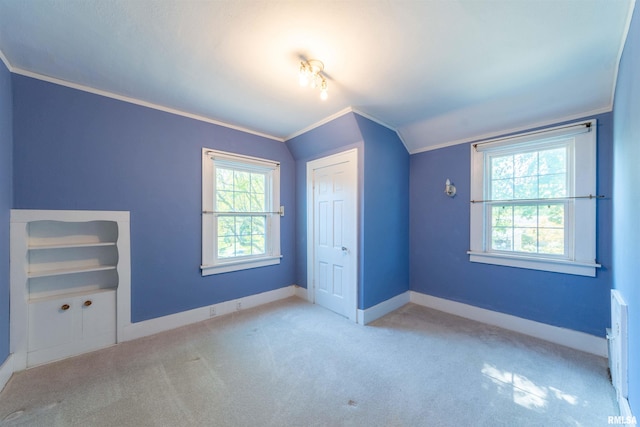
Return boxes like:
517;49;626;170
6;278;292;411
10;210;131;369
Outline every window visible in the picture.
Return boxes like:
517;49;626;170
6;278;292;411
468;120;600;276
201;149;281;275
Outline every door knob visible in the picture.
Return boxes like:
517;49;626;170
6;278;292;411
60;304;70;311
83;300;93;307
341;246;348;253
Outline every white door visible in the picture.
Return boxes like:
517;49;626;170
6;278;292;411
307;150;357;320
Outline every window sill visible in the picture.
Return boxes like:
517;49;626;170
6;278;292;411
467;251;600;277
201;255;282;276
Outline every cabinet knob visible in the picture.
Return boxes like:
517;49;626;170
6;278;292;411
60;304;70;311
83;300;92;307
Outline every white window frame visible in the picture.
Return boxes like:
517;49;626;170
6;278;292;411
201;148;281;276
468;120;600;277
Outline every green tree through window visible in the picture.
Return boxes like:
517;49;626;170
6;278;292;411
216;168;268;258
488;146;567;256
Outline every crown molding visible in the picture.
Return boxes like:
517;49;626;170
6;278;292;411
285;107;355;141
0;48;12;72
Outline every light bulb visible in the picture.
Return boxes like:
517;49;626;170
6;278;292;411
299;63;309;87
320;79;328;100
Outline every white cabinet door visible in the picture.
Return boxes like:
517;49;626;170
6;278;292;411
80;290;116;346
28;296;76;352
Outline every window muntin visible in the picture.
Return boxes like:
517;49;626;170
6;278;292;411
202;149;281;276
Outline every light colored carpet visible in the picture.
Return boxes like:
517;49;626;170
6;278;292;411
0;297;618;426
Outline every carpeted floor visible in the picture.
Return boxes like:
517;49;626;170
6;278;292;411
0;297;618;426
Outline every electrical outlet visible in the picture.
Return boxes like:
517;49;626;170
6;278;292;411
209;306;216;317
236;302;242;311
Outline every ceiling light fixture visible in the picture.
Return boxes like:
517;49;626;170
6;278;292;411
299;59;328;100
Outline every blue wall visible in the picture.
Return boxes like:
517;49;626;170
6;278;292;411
285;112;410;310
0;60;12;366
612;2;639;415
355;115;410;308
12;75;296;323
410;112;613;336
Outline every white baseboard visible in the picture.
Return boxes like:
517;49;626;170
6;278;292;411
293;284;309;300
121;285;296;342
357;291;410;325
410;291;607;357
0;354;14;392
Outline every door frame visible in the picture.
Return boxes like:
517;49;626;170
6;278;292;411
306;149;358;322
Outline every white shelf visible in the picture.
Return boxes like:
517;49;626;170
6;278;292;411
28;265;117;279
29;242;116;250
28;287;116;304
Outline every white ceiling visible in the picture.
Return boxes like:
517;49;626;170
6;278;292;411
0;1;634;153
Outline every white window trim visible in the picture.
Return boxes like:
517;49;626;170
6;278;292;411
468;120;601;277
201;148;281;276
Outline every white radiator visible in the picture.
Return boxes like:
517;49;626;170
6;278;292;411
608;289;628;399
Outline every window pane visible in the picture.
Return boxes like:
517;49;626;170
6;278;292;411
216;190;234;211
513;152;538;178
218;236;235;258
491;179;513;200
252;234;265;254
251;173;265;194
539;148;566;175
513;205;537;227
491;227;513;251
234;192;251;212
236;216;252;236
218;216;235;237
491;206;513;227
491;155;513;180
234;171;251;192
252;216;266;234
538;228;564;255
514;176;538;199
514;227;537;253
539;173;566;198
490;203;566;256
216;169;268;214
237;234;252;256
251;216;266;255
538;204;564;228
251;193;265;212
216;168;234;191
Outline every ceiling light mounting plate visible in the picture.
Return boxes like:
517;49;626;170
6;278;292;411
305;59;324;74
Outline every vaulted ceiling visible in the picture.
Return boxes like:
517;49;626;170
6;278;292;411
0;1;634;153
